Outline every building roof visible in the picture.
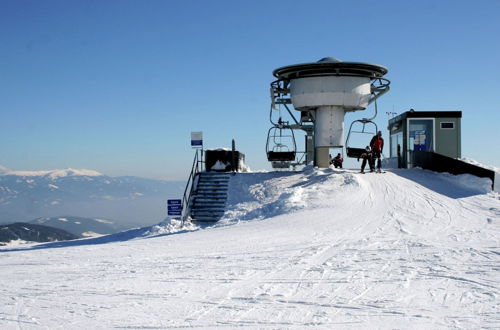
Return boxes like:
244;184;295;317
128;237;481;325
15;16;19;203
273;57;388;79
389;110;462;126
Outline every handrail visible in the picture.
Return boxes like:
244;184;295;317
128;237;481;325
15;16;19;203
181;149;204;225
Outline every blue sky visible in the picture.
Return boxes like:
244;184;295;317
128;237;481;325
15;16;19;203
1;0;499;180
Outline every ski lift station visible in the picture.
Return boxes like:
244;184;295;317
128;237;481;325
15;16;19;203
266;57;390;168
181;56;499;223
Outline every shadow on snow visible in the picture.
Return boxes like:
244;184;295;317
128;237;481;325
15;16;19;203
390;168;491;199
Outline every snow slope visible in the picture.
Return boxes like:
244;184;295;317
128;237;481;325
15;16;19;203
0;168;499;329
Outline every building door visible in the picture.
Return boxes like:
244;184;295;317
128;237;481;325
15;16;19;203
390;131;403;167
407;119;434;167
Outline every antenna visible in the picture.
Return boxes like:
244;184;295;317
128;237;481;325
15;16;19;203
386;111;397;119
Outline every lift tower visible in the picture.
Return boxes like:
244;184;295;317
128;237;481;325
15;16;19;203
271;57;390;167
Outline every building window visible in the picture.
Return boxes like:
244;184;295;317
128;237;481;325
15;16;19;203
409;119;434;152
440;122;454;129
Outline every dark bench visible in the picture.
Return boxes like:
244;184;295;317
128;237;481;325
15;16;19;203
267;151;296;162
346;147;367;159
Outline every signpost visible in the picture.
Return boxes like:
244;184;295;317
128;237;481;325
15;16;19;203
167;199;182;217
191;131;204;172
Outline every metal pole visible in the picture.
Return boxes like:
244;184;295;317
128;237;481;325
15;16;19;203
232;139;236;173
200;145;204;172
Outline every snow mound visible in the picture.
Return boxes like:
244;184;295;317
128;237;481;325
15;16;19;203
142;218;198;237
443;171;493;193
221;167;360;223
460;157;500;173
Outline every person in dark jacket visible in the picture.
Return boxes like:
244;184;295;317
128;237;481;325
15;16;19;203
358;146;374;173
370;131;384;172
332;153;343;168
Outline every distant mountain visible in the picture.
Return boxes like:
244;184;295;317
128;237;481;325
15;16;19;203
30;216;127;237
0;166;184;227
0;222;79;245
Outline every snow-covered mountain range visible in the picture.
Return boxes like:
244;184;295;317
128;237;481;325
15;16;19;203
1;166;498;328
0;166;184;227
31;216;128;237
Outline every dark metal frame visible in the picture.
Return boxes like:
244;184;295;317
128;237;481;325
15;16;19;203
345;119;378;158
181;149;204;224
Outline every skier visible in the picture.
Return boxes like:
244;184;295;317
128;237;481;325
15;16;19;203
370;131;384;172
358;146;374;173
332;153;343;168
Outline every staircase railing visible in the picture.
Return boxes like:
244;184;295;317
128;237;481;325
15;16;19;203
181;149;204;225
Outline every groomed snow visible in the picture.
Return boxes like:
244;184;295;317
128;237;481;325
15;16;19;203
0;167;499;329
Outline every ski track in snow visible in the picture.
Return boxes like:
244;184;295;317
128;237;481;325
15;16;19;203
0;168;499;329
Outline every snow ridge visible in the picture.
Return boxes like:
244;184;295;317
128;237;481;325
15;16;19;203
221;167;360;223
0;165;103;179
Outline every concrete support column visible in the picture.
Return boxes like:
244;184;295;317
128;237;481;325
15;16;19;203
314;106;345;168
316;147;330;168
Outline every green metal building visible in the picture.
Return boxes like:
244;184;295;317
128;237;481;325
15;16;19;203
387;110;462;168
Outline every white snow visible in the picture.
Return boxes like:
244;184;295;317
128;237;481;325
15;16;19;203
0;167;499;328
57;217;68;222
47;184;59;189
0;165;103;179
460;157;500;173
211;160;229;171
81;231;102;238
1;238;32;246
94;218;113;224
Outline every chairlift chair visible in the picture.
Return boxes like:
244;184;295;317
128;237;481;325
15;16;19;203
345;119;378;159
266;126;297;168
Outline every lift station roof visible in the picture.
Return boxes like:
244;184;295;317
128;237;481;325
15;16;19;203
273;57;388;80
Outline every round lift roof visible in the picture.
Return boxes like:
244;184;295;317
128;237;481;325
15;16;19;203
273;57;388;80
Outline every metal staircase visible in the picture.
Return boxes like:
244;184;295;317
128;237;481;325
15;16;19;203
189;172;231;222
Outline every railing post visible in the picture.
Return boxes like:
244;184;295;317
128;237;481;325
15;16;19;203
180;149;202;226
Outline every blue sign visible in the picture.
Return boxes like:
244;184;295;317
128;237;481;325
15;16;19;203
168;211;182;216
191;131;203;147
167;199;182;216
191;140;202;146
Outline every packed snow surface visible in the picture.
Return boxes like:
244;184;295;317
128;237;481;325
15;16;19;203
1;167;499;329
